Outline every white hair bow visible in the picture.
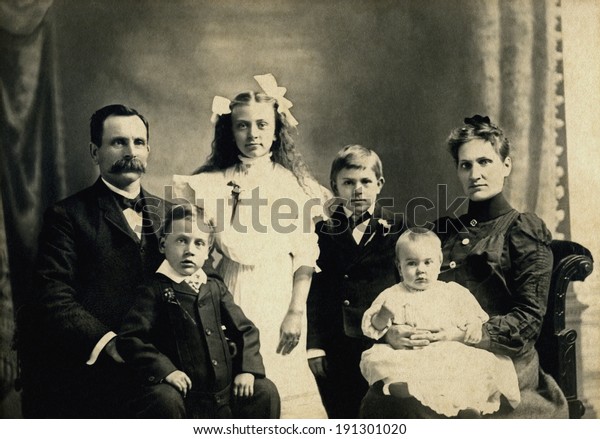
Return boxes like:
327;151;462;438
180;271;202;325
254;73;299;127
210;74;298;127
211;95;232;124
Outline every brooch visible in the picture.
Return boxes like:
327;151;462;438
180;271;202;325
227;180;241;197
227;181;242;224
162;287;177;304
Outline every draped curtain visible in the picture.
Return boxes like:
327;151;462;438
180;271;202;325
0;0;63;416
466;0;567;237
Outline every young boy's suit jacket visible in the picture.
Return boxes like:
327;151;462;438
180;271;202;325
308;203;404;348
118;273;265;397
307;202;404;418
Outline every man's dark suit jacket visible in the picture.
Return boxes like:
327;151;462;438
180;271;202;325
307;203;404;418
20;177;168;418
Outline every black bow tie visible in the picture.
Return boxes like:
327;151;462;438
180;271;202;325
349;211;372;229
118;194;143;213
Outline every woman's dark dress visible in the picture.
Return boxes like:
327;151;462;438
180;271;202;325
359;194;567;418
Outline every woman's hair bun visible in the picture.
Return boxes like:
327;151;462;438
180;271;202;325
464;115;491;125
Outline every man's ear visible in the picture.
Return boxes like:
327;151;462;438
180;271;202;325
159;237;166;254
89;142;100;164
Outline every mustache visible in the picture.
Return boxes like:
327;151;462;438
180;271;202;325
110;158;146;173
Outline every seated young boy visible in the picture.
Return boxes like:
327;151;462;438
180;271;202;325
117;204;280;418
307;144;405;418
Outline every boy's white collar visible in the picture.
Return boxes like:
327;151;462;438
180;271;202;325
156;260;207;286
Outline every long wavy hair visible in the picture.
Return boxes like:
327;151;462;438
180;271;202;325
194;91;315;193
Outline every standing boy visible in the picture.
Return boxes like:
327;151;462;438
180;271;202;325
118;204;280;418
307;144;405;418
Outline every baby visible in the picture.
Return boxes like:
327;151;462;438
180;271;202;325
360;228;520;417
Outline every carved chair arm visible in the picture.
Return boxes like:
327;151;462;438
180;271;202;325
538;240;594;418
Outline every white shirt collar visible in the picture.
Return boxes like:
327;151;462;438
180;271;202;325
156;260;208;286
101;177;141;200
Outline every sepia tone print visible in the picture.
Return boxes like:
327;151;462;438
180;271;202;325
0;0;598;420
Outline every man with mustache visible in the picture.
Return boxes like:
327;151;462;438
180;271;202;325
22;104;168;418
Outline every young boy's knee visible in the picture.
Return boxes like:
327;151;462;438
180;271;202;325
133;383;186;418
234;377;280;419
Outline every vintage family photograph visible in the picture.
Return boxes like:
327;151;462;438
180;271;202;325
0;0;599;427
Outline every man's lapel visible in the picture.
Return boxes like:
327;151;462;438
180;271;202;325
95;179;140;242
95;178;165;244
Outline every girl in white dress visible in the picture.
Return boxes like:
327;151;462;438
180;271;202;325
173;75;328;418
360;228;520;417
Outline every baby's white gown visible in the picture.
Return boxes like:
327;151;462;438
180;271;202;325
174;157;328;418
360;281;521;417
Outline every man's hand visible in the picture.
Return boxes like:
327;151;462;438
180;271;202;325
104;337;124;363
165;370;192;397
233;373;255;398
308;355;327;378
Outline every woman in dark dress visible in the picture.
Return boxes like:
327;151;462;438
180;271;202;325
360;115;567;418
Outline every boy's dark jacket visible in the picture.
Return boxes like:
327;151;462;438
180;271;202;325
118;273;265;392
307;203;403;350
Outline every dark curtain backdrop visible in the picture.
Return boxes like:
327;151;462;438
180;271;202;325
0;0;568;417
0;0;63;417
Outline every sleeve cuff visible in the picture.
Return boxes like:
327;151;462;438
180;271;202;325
362;316;392;340
86;331;117;365
292;257;318;274
382;382;392;396
307;348;326;359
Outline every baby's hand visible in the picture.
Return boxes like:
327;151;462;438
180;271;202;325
378;302;395;321
462;321;482;344
371;302;396;331
165;370;192;397
233;373;255;398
